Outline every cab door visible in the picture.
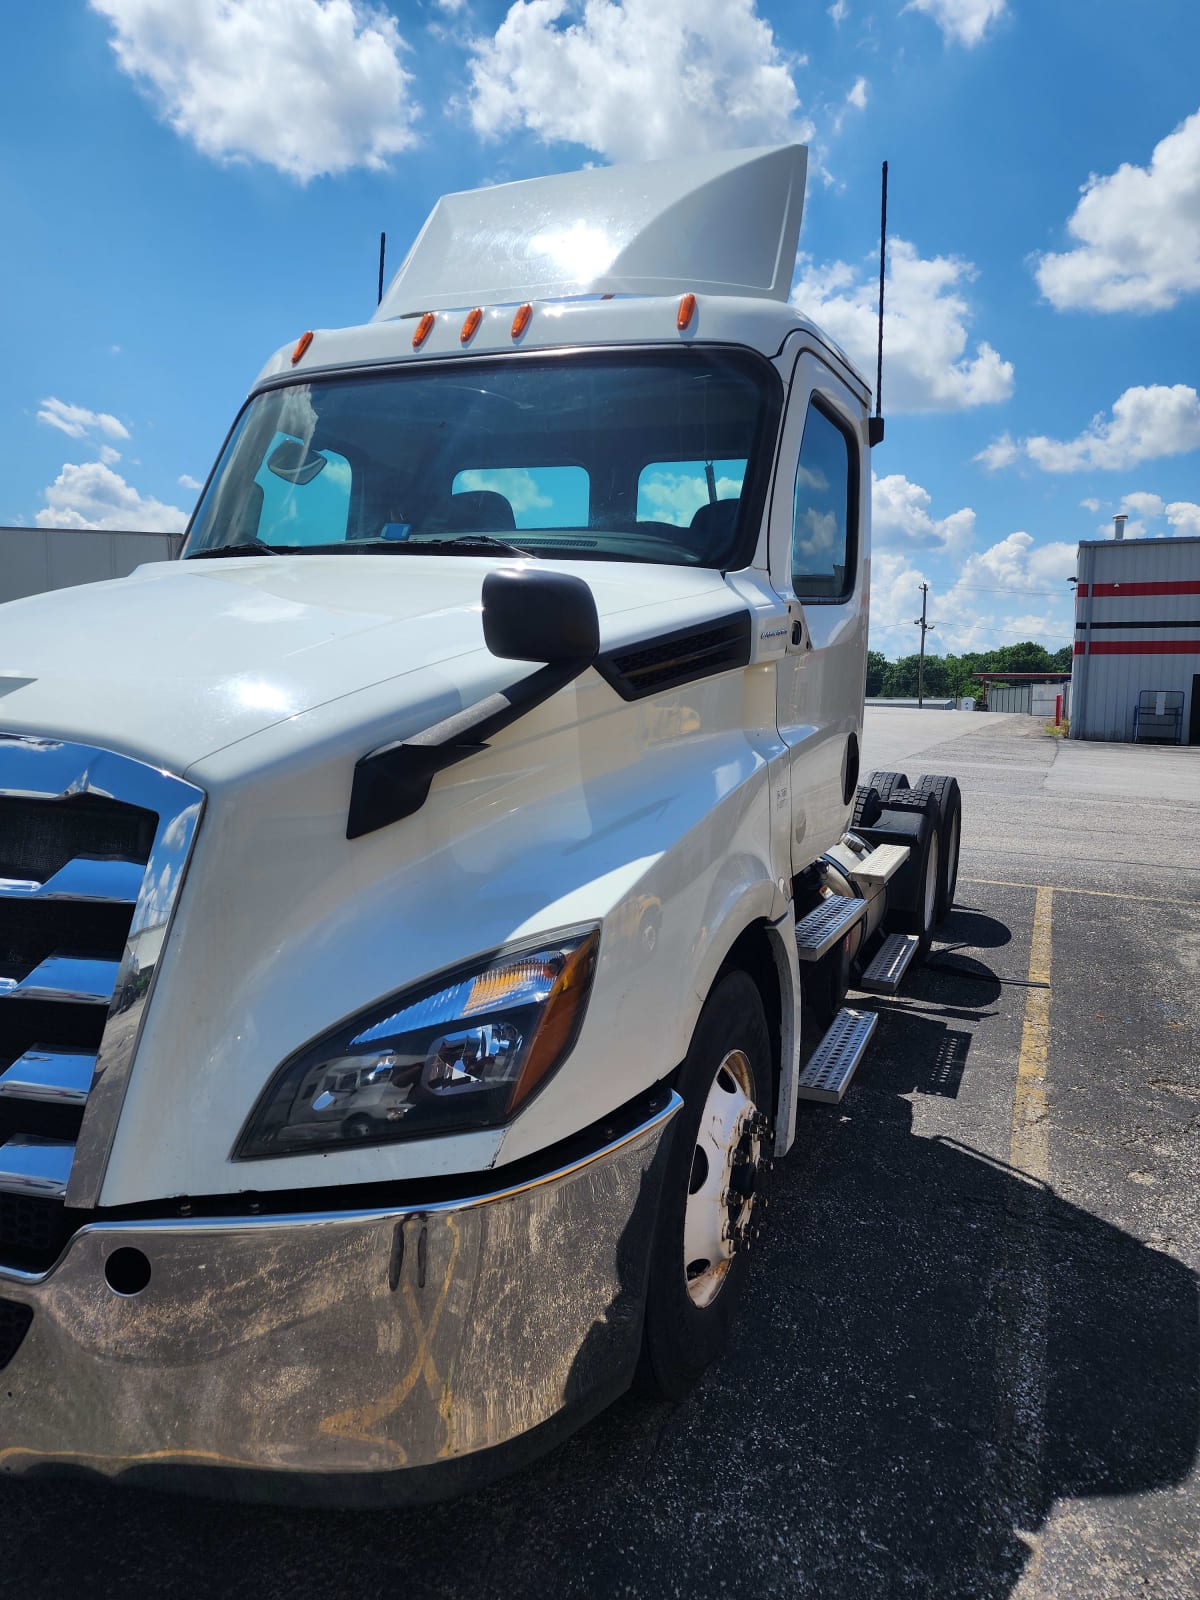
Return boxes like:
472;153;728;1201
769;348;870;871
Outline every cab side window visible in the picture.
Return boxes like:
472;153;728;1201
791;400;857;601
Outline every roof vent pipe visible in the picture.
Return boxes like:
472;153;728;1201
1113;514;1127;540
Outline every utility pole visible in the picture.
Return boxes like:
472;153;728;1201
914;583;934;707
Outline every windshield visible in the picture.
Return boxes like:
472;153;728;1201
184;348;779;568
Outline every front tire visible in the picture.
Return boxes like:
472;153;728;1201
637;970;773;1401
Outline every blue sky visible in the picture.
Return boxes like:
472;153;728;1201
2;0;1198;657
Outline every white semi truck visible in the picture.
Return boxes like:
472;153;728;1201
0;146;960;1501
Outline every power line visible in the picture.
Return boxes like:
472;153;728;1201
949;584;1073;599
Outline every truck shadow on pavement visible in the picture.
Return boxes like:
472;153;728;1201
3;962;1197;1599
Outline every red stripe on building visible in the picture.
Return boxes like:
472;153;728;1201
1074;638;1200;655
1076;580;1200;598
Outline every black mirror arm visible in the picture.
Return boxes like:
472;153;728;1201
347;657;589;839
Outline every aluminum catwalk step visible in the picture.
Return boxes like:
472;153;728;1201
794;895;867;962
796;1007;878;1103
859;932;921;995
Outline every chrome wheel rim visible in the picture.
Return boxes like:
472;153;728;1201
683;1050;763;1308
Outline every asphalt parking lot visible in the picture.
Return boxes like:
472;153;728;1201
4;711;1198;1598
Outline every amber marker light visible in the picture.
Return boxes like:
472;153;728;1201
412;311;435;350
290;330;314;365
511;302;533;339
461;307;483;344
507;929;600;1113
677;293;697;331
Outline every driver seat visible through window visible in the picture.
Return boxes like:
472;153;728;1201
425;489;517;535
688;499;740;565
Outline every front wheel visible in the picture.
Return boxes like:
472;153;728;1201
637;970;773;1400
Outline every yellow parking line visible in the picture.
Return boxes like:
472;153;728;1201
981;884;1056;1569
1010;886;1053;1183
962;875;1200;908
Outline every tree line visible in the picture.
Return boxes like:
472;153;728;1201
865;640;1073;701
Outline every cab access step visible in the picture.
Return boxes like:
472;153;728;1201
793;894;866;960
858;931;921;995
795;1008;878;1104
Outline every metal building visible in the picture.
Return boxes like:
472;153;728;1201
0;525;180;606
972;673;1071;717
1071;531;1200;745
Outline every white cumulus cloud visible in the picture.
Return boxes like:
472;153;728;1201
793;238;1014;412
1035;109;1200;313
37;461;188;533
1167;501;1200;536
1094;493;1200;540
869;487;1077;654
977;384;1200;473
846;76;868;110
870;538;1075;657
90;0;419;181
1119;491;1164;520
872;473;975;554
37;397;130;442
467;0;809;162
952;531;1078;595
869;549;933;648
974;433;1020;471
178;473;204;490
828;1;848;22
905;0;1008;48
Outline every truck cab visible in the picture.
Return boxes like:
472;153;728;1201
0;146;954;1499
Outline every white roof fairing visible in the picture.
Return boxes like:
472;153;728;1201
375;145;807;318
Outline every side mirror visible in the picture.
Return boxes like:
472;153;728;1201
348;567;601;839
482;568;600;663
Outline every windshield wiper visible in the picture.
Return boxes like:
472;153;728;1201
185;539;283;559
376;534;537;558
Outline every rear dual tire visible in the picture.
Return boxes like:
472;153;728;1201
913;774;961;923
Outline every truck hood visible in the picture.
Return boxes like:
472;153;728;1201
0;554;731;774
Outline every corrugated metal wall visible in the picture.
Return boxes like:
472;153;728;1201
1071;535;1200;743
987;684;1032;713
0;526;181;606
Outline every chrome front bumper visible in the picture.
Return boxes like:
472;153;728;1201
0;1094;679;1503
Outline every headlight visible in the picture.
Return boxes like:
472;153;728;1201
234;926;599;1158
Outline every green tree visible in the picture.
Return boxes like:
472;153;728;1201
987;641;1055;678
882;655;920;697
865;650;888;696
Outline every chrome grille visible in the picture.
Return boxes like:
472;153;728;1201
0;735;203;1264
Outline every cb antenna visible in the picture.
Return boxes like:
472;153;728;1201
377;231;387;305
869;160;887;448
